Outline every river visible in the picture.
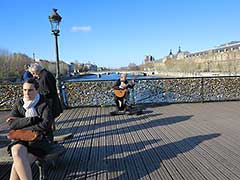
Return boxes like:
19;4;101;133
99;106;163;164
67;72;158;82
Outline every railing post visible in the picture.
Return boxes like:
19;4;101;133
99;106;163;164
201;77;204;103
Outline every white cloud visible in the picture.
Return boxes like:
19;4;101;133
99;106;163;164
71;26;92;32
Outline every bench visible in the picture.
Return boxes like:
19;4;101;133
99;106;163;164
35;133;74;180
35;143;66;180
0;133;10;148
0;132;73;180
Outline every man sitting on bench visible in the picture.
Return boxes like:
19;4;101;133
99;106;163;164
6;78;55;180
112;73;134;113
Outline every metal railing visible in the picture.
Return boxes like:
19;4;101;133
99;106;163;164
64;76;240;107
1;76;240;110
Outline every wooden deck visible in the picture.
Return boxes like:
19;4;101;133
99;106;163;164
1;101;240;179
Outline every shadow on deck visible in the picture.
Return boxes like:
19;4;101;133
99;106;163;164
1;101;240;180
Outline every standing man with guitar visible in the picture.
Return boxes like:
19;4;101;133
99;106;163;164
112;73;135;113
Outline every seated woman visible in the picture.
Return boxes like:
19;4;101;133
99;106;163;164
112;73;134;112
6;78;54;180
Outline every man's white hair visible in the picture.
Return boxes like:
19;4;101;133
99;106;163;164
29;63;44;72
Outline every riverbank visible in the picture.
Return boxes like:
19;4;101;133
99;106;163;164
66;72;159;82
153;71;240;78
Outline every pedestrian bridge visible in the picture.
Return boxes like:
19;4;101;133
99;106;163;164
1;101;240;179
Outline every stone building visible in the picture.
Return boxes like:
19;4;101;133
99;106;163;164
159;41;240;75
144;55;155;63
163;41;240;63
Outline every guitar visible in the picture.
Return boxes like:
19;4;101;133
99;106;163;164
114;89;127;98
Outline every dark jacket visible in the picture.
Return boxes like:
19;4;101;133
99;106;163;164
7;95;54;157
38;69;63;118
9;95;54;134
23;71;33;81
112;79;134;90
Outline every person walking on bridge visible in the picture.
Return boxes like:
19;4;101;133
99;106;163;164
23;64;33;81
29;63;63;130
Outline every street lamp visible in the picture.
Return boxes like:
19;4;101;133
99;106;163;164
48;8;64;107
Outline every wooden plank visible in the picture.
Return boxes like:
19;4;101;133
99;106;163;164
86;107;101;180
105;106;126;180
0;162;11;180
2;101;240;179
62;107;94;180
136;107;206;180
173;105;240;179
174;103;240;179
115;113;143;180
125;114;153;179
45;108;81;180
127;114;181;180
151;105;221;179
96;107;108;180
112;111;134;180
49;107;89;180
155;103;240;180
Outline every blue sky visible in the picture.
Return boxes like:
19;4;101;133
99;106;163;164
1;0;240;68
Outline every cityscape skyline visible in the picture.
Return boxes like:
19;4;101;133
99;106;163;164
1;0;240;68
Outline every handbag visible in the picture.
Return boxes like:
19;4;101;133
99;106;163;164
8;129;40;141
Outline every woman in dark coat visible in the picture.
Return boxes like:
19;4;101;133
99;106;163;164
7;78;54;180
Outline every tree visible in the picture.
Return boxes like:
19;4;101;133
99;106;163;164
128;63;138;71
0;49;33;80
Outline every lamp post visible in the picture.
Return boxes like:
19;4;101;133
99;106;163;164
48;8;64;107
33;52;35;61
